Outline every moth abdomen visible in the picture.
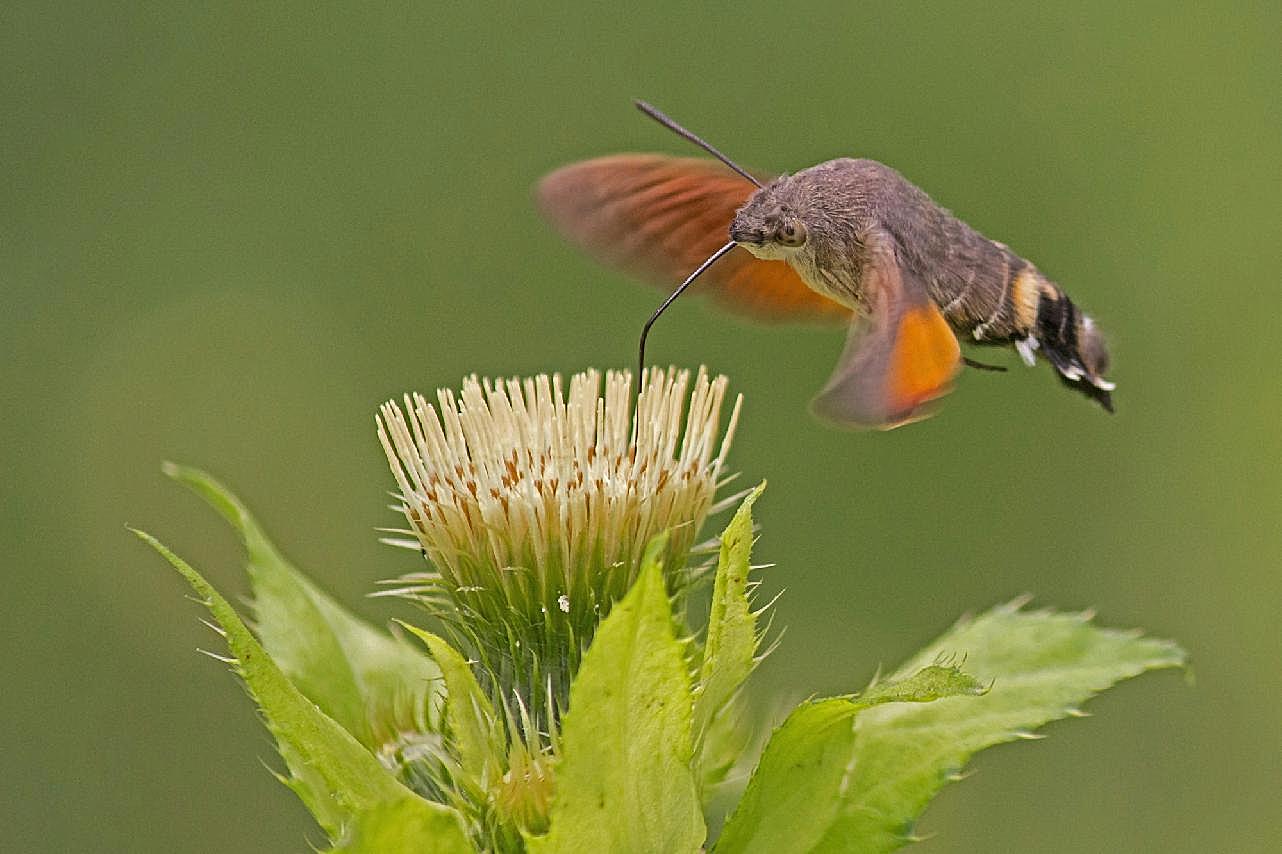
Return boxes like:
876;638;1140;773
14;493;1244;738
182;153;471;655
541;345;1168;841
929;231;1115;412
966;256;1043;343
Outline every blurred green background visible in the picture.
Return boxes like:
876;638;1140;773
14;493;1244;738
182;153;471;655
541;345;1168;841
3;2;1278;851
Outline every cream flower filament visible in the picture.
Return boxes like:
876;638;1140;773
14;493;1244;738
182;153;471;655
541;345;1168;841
377;368;740;623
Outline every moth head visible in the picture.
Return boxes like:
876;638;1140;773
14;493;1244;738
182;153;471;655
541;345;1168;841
730;183;810;260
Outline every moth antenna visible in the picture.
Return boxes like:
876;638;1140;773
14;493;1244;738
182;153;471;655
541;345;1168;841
638;241;737;385
634;100;762;188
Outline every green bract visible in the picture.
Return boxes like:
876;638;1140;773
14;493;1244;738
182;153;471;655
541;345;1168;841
139;369;1185;852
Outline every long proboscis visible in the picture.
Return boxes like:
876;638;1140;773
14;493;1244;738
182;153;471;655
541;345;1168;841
638;241;738;387
634;100;762;189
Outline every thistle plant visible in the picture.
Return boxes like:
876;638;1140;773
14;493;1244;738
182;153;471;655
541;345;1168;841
138;367;1185;853
375;368;738;738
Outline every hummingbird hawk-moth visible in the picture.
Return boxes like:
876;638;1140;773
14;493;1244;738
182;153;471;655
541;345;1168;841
537;101;1115;429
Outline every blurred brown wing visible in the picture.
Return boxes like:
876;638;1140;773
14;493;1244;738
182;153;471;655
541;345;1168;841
537;154;851;323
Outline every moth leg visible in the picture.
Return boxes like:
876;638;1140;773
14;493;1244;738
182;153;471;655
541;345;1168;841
962;356;1007;372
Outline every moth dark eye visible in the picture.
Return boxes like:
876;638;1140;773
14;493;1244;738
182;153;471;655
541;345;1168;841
777;220;807;247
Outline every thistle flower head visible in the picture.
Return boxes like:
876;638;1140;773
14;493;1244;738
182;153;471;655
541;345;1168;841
377;367;740;724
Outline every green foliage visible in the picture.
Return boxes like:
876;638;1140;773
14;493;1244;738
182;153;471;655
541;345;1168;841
693;482;769;802
823;600;1188;852
717;603;1184;854
328;800;474;854
527;537;706;854
397;623;504;788
716;665;985;854
145;471;1185;853
135;530;471;850
165;463;442;747
695;482;765;750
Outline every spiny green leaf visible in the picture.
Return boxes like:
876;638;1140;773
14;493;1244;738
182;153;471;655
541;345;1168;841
715;665;983;854
812;600;1187;852
398;622;504;786
696;482;766;750
528;535;706;854
695;483;767;806
858;662;988;706
327;798;476;854
697;698;754;814
165;463;442;746
136;529;471;849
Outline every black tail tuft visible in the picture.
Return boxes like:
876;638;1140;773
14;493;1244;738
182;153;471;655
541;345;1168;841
1054;368;1115;412
1036;294;1115;413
